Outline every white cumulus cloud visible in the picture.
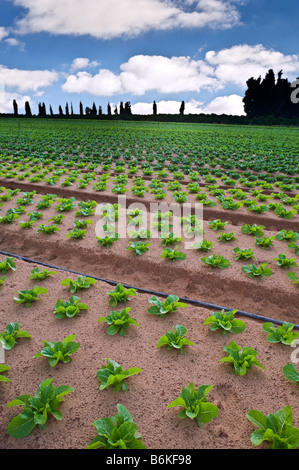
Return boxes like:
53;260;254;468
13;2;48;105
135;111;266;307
11;0;241;39
70;57;100;72
62;54;219;96
0;65;59;92
205;44;299;86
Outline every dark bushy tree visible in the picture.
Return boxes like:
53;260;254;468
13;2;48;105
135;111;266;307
243;69;299;118
153;100;157;115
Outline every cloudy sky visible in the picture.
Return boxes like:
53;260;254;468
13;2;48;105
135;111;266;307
0;0;298;115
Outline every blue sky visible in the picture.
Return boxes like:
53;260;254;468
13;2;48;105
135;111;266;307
0;0;298;116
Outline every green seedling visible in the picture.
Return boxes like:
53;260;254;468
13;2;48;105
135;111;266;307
97;358;142;392
14;286;48;307
0;364;11;383
273;254;297;269
0;257;17;274
203;309;246;336
107;283;137;307
242;263;272;279
246;406;299;449
167;383;219;427
157;325;194;355
98;307;140;336
219;340;266;375
29;267;57;281
262;322;299;345
148;295;187;318
0;322;31;350
61;275;97;293
6;378;74;438
86;403;146;449
201;253;230;269
33;334;80;367
53;295;89;319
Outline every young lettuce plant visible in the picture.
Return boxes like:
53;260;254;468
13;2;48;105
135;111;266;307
0;322;31;350
61;275;97;293
219;340;266;376
148;295;187;318
157;325;194;355
97;358;142;392
217;232;237;243
129;228;152;240
33;334;80;367
167;383;219;427
283;364;299;385
203;309;246;336
246;406;299;449
53;295;89;319
201;253;230;269
29;267;57;281
107;283;137;307
97;234;119;247
0;276;6;287
262;322;299;345
0;364;11;383
19;220;35;229
273;254;297;269
66;228;87;239
98;307;140;336
255;236;275;249
86;403;146;449
242;263;272;279
48;214;64;224
161;245;186;262
233;247;255;261
127;241;150;256
0;257;17;274
37;224;60;234
160;232;182;246
192;239;214;252
275;229;299;242
288;242;299;256
14;286;48;308
6;378;74;438
241;223;265;237
287;272;299;284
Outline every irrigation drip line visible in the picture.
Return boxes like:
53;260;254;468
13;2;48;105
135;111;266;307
1;249;298;330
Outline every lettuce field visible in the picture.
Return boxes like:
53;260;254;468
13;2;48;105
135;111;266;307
0;118;299;450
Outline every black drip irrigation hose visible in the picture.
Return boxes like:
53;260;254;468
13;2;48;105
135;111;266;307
1;249;298;330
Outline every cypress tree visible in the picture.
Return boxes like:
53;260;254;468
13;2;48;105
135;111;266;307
25;101;32;117
13;99;18;116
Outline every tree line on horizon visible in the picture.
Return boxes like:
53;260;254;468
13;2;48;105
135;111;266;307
8;69;299;119
12;99;186;118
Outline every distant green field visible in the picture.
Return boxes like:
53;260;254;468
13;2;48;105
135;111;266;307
0;118;298;181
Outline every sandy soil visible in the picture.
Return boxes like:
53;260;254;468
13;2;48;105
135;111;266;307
0;179;298;450
0;260;299;450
